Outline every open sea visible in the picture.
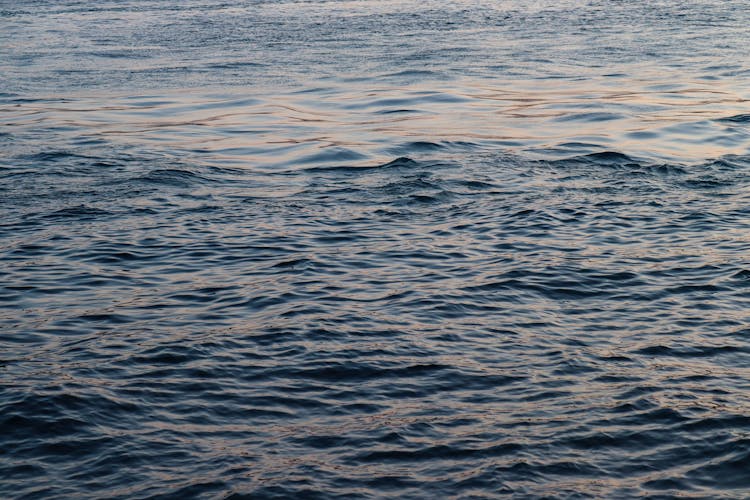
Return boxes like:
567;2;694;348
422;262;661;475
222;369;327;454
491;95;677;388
2;1;750;498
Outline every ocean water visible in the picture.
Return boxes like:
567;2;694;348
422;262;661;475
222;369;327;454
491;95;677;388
2;0;750;498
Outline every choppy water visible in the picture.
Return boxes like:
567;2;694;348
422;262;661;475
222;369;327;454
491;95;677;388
2;1;750;498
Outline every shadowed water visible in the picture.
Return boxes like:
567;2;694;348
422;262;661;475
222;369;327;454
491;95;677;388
2;0;750;498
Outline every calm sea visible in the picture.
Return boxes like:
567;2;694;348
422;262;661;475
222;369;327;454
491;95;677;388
2;0;750;497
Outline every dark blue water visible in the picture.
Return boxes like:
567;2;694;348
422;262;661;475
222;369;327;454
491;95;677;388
2;1;750;498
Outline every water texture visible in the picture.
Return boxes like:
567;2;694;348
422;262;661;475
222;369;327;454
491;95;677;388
2;0;750;498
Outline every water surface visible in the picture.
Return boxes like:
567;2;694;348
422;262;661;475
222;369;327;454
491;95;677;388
2;0;750;498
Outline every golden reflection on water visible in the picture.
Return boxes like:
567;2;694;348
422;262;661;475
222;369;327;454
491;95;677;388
5;73;749;168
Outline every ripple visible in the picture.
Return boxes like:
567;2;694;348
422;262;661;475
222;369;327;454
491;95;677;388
3;0;750;497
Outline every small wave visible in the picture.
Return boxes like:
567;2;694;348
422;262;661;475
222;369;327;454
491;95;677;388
375;108;421;115
43;205;112;220
716;114;750;123
23;151;97;162
555;112;624;122
204;61;266;70
133;168;214;187
295;147;369;165
380;70;441;79
574;151;637;164
303;156;418;173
